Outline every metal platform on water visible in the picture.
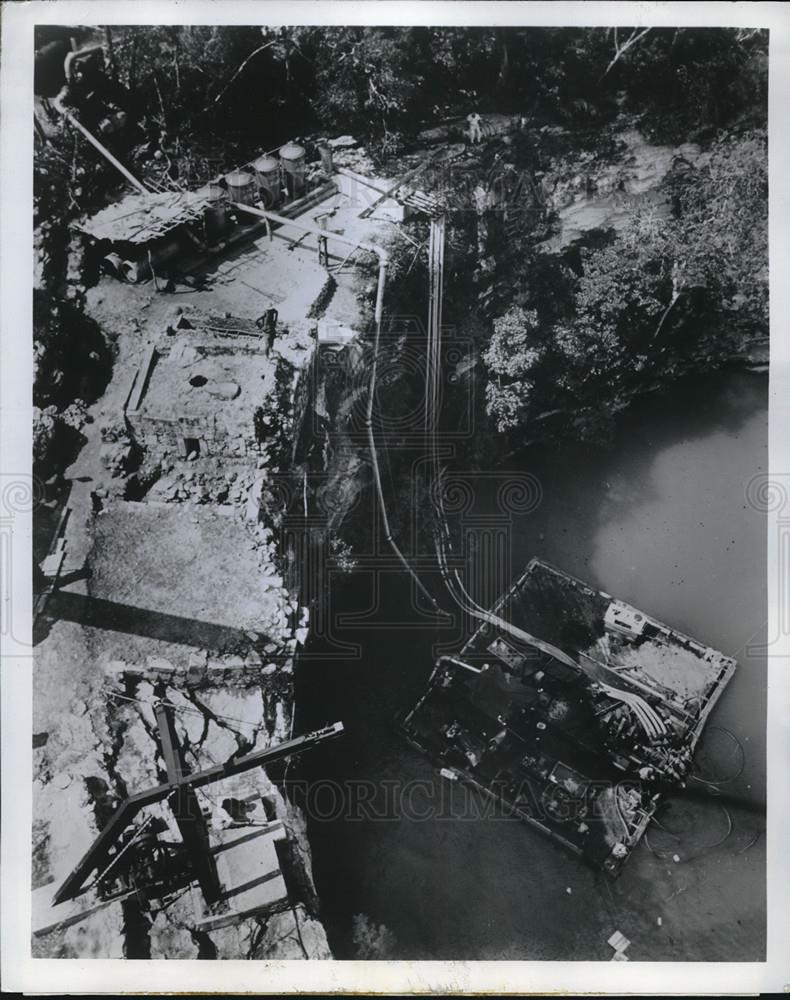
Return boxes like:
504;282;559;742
401;558;736;876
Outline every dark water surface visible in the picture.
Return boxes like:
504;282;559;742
296;370;767;961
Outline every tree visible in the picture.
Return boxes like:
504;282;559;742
668;129;767;335
612;28;768;139
351;914;395;959
304;27;428;147
480;128;767;446
482;306;542;433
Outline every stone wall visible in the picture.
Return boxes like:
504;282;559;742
105;646;295;692
125;409;260;461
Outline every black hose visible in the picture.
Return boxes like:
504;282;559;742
691;725;745;785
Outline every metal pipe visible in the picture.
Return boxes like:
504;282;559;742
64;44;104;84
438;655;482;675
228;201;388;268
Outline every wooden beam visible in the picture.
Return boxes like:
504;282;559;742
154;702;222;903
53;721;344;904
33;882;138;938
358;157;434;219
154;702;186;782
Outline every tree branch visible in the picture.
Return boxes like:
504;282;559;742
601;27;651;79
203;40;277;111
652;262;684;341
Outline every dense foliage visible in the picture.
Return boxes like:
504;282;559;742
482;129;768;444
33;24;768;467
36;25;768;150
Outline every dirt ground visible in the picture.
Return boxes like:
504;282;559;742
88;501;286;638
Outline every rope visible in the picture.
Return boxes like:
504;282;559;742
107;689;260;733
425;216;583;668
423;244;659;751
644;803;733;861
599;681;667;739
364;260;447;615
690;725;745;786
422;216;669;751
86;813;155;891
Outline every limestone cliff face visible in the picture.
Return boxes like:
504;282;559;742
270;337;372;564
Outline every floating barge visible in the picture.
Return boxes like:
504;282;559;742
401;559;736;875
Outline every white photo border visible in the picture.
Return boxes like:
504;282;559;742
2;1;788;993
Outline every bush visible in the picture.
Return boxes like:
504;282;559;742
481;129;767;443
351;913;395;959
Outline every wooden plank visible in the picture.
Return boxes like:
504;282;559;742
41;549;66;579
194;825;289;931
125;343;157;413
33;881;135;937
358;158;434;219
154;702;186;782
155;703;222;904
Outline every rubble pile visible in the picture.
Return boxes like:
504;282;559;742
331;144;377;176
98;424;134;482
145;463;259;506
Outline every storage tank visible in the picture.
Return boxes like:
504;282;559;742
224;169;256;207
253;155;281;208
318;143;334;175
120;239;181;284
200;182;228;242
279;142;306;200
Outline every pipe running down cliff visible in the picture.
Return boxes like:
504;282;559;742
230;202;442;613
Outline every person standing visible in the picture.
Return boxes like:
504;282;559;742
467;110;482;144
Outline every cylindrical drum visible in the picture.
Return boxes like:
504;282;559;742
318;144;334;175
121;239;181;284
253;155;281;208
224;169;256;207
200;182;228;242
279;142;306;200
102;252;124;277
205;181;227;202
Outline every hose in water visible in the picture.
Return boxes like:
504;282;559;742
364;255;447;616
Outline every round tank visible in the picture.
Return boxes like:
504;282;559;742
205;181;227;202
199;182;228;242
102;252;123;277
279;142;306;199
224;169;256;207
121;239;180;284
253;155;281;208
318;144;334;175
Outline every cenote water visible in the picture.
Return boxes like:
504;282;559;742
295;368;767;961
